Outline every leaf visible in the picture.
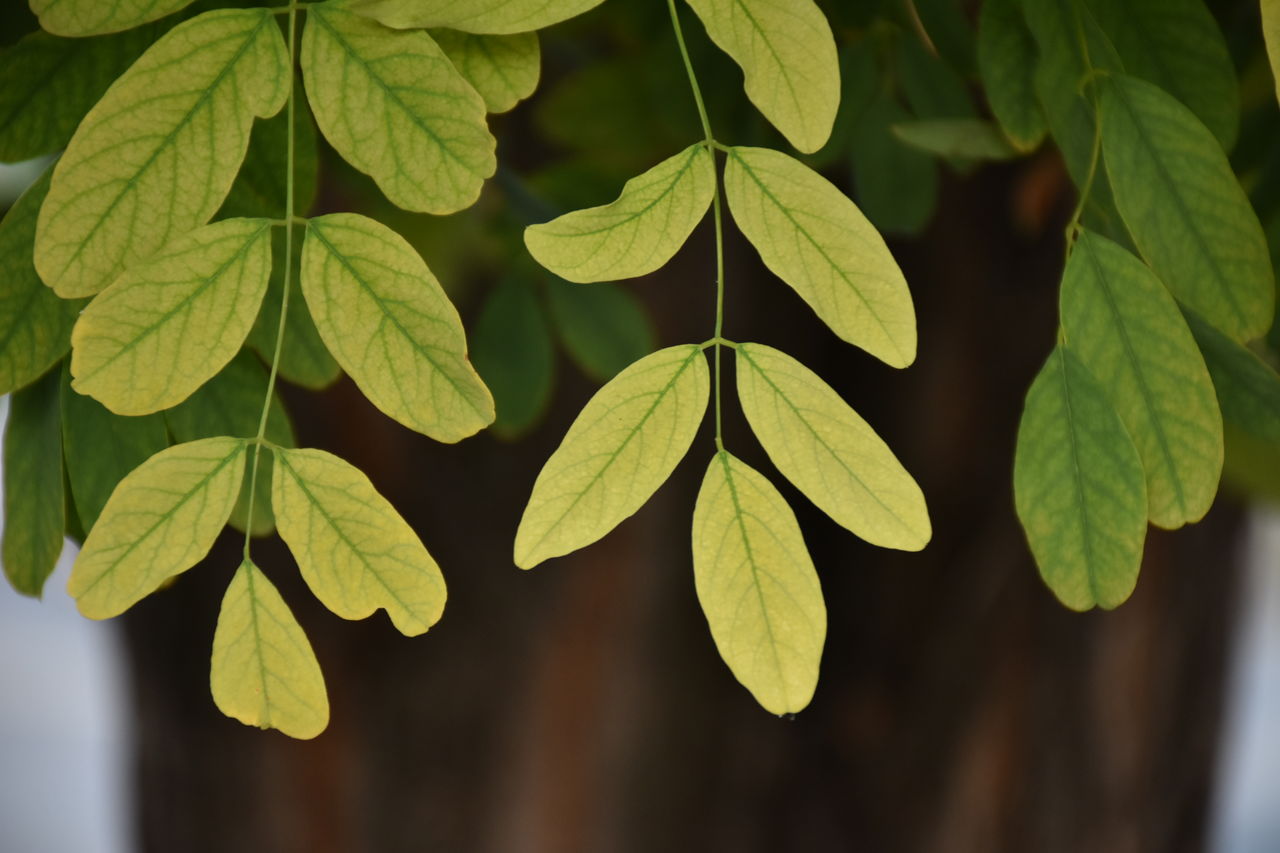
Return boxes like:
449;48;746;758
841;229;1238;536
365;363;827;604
1266;0;1280;105
724;146;917;367
301;213;494;442
1100;74;1275;342
1183;309;1280;445
0;169;83;396
69;218;274;415
164;351;295;536
302;5;496;215
341;0;607;35
211;560;329;739
515;344;709;568
911;0;977;74
67;437;246;619
1060;232;1222;528
977;0;1047;150
848;92;939;237
896;33;975;122
2;368;65;597
30;0;193;36
0;26;158;162
272;447;446;636
891;118;1021;161
524;144;715;283
432;29;540;114
1013;346;1147;611
682;0;839;153
217;95;320;220
735;343;930;551
33;8;289;299
546;279;655;382
470;277;555;438
691;450;824;715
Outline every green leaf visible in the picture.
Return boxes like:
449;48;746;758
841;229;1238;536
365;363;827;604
67;436;246;619
341;0;606;34
1183;309;1280;445
724;145;917;367
0;26;158;162
164;351;295;536
211;560;329;739
1265;0;1280;105
896;33;975;122
691;450;824;715
515;344;709;568
301;213;494;442
1060;232;1222;528
546;279;655;382
33;9;289;299
682;0;839;153
891;118;1021;161
30;0;193;36
61;365;168;532
217;94;320;220
432;29;540;114
272;447;446;636
848;91;939;237
0;169;83;396
735;343;930;551
1100;74;1275;342
977;0;1047;151
1013;346;1147;611
911;0;977;74
470;277;554;438
2;368;65;597
302;5;495;215
524;144;715;283
69;217;273;415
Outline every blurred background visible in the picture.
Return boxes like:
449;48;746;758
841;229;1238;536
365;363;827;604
3;0;1280;850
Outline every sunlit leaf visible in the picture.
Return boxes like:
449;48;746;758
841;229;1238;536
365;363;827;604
470;277;554;438
2;368;64;597
67;437;246;619
301;213;494;442
977;0;1046;151
211;560;329;739
692;450;824;715
342;0;606;35
272;447;446;636
1265;0;1280;105
1183;309;1280;445
515;344;709;568
30;0;193;36
891;118;1020;161
724;146;917;367
433;29;540;114
546;279;655;382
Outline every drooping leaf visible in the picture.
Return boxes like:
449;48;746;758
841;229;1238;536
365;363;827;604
546;279;656;382
301;213;494;442
217;95;320;221
977;0;1047;150
341;0;607;35
891;118;1021;161
1060;232;1222;528
211;560;329;739
911;0;977;74
1100;74;1275;342
70;218;274;415
1013;346;1147;611
848;91;939;237
67;437;246;619
724;146;917;367
735;343;930;551
524;144;715;283
302;5;495;215
2;368;65;597
33;9;289;299
0;169;83;396
432;29;540;114
682;0;839;153
515;344;709;568
691;450;824;715
470;277;555;438
896;33;975;122
1265;0;1280;105
0;26;158;162
1183;309;1280;445
272;447;446;636
30;0;193;36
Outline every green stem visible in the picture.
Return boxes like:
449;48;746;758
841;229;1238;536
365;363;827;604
1063;4;1103;257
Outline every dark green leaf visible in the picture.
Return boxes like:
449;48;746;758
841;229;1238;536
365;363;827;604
849;92;938;236
977;0;1047;150
471;277;555;439
2;367;65;597
891;118;1021;161
1184;309;1280;445
217;90;319;220
546;280;655;382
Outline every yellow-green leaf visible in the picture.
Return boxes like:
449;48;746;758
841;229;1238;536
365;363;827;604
69;218;273;415
302;213;494;442
67;437;246;619
735;343;930;551
515;344;709;568
433;29;540;114
724;146;917;367
524;144;716;283
34;9;288;298
302;5;495;215
341;0;606;35
1266;0;1280;105
30;0;193;36
211;560;329;739
683;0;839;153
271;447;446;636
692;450;825;715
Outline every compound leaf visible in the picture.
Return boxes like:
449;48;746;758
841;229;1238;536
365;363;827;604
515;344;709;568
433;29;540;114
2;368;65;597
30;0;193;36
977;0;1046;151
342;0;606;34
692;450;824;715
